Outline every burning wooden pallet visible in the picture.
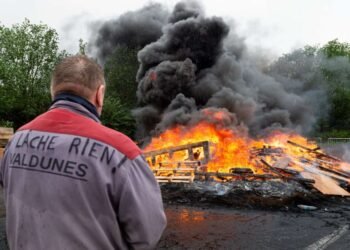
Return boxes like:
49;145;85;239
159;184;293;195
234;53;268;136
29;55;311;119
153;168;195;183
144;139;350;196
144;141;210;183
0;127;13;157
253;141;350;196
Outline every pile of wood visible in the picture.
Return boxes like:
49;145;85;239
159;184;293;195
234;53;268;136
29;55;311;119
200;141;350;196
254;140;350;196
144;139;350;197
0;127;13;157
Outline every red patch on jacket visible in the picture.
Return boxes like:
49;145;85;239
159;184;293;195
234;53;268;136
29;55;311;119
18;108;141;160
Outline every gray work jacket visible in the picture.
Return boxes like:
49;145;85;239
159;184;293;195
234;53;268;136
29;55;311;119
0;100;166;249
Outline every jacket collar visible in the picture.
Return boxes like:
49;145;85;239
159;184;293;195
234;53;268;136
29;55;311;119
50;93;100;123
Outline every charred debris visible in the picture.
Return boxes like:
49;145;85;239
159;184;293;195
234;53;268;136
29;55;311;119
144;140;350;208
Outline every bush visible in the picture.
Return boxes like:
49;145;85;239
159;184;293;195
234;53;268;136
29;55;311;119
100;96;135;138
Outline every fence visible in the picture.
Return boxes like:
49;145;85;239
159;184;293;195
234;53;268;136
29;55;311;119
327;138;350;144
312;137;350;145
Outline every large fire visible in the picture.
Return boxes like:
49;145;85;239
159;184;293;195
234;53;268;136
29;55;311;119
145;111;333;173
144;110;350;195
145;121;252;173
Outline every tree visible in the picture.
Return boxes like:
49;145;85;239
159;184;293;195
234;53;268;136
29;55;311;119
78;38;87;55
328;86;350;129
0;19;67;128
268;41;350;135
102;45;140;138
319;40;350;130
100;96;135;137
104;45;139;108
321;39;350;59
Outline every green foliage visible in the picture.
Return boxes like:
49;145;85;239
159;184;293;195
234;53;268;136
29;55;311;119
100;96;135;137
321;39;350;59
101;45;140;137
316;129;350;140
0;120;13;128
0;19;138;138
104;45;139;108
268;45;322;92
328;86;350;129
319;40;350;131
270;39;350;135
0;19;67;129
303;45;319;56
78;38;87;55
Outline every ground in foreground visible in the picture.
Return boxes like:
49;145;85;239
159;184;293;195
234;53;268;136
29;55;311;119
157;202;350;250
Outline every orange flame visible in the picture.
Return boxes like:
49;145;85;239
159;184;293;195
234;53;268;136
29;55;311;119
144;111;349;176
145;121;253;172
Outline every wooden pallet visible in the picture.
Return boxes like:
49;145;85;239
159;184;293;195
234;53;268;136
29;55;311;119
153;168;195;183
0;127;13;137
0;127;13;157
156;175;195;183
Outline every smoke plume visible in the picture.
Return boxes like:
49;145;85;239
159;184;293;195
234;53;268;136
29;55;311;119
89;3;169;64
130;1;327;141
90;1;341;143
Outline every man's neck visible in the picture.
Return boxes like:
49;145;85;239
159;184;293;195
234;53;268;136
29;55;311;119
52;92;100;119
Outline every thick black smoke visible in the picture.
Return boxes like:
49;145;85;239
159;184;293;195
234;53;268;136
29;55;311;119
131;1;328;141
137;59;197;107
90;3;169;63
90;1;333;142
168;0;203;24
136;15;229;81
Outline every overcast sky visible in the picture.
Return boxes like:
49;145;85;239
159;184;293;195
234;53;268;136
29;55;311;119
1;0;349;57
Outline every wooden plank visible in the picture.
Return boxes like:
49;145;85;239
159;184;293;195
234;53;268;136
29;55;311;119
144;141;211;167
317;165;350;179
272;157;299;175
0;127;13;151
153;168;195;171
156;176;194;180
316;169;350;184
287;140;340;162
0;140;8;148
157;180;191;183
0;127;13;157
300;172;350;196
155;175;194;183
230;168;254;174
0;127;14;134
144;141;210;157
261;159;320;184
195;172;278;179
260;159;285;177
273;157;291;169
0;135;12;140
292;177;315;184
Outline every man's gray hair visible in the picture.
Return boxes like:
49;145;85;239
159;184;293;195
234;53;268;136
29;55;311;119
51;55;105;99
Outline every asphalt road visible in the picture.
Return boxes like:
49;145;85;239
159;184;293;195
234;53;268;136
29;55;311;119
0;195;349;249
157;204;350;250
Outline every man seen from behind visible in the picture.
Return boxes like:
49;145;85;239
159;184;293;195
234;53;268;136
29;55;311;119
0;55;167;250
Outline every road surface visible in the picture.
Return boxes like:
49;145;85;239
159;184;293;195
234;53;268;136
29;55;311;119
0;193;349;249
157;204;350;249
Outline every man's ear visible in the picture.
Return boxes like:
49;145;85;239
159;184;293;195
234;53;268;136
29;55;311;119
96;84;105;109
50;84;55;100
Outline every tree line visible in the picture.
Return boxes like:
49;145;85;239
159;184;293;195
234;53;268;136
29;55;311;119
1;20;349;139
0;19;135;136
